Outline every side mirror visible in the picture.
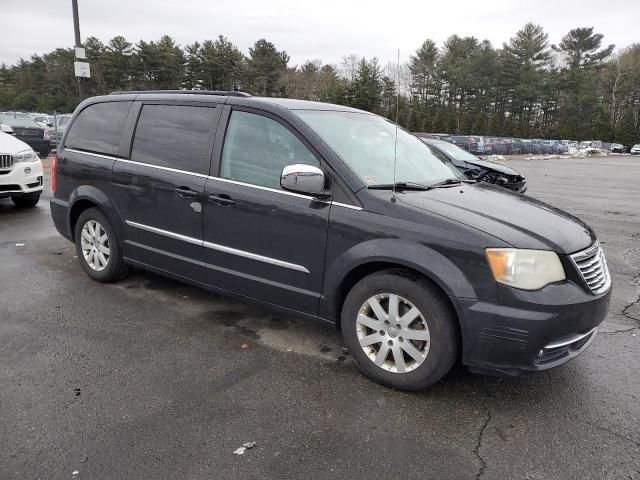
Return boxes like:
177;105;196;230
280;164;329;198
0;124;14;135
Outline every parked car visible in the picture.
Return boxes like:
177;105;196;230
420;133;453;143
452;135;483;154
0;114;51;157
0;131;44;207
31;113;53;128
610;143;625;153
481;137;493;154
49;114;72;148
51;91;611;391
631;144;640;155
420;138;527;193
486;137;509;155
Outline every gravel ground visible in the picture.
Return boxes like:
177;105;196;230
0;155;638;479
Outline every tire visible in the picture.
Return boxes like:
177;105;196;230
74;207;130;282
341;269;459;391
11;192;40;208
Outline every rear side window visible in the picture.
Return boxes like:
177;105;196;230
131;104;217;175
65;101;132;155
220;110;319;190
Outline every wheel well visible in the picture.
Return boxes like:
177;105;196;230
334;262;460;332
69;199;98;240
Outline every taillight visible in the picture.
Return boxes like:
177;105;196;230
52;154;58;193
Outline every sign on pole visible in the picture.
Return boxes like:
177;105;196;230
74;61;91;78
75;47;86;59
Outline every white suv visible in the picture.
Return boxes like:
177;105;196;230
0;131;44;207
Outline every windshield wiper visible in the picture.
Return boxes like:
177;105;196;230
368;182;431;191
427;178;476;188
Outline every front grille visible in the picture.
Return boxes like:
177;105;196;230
571;243;611;294
13;127;43;138
0;154;14;169
0;184;21;192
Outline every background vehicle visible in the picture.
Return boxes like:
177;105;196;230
421;137;527;192
610;143;625;153
49;114;71;148
31;114;54;128
0;114;51;157
631;144;640;155
417;133;453;142
451;135;483;153
0;131;44;207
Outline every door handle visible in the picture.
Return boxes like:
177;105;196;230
175;186;199;199
208;193;235;207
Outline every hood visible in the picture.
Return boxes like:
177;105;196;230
0;131;32;154
462;158;521;176
398;183;595;254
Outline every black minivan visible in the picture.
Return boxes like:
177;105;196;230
50;91;611;390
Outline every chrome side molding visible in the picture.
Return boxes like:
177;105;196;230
125;220;309;274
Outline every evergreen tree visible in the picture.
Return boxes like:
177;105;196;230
349;58;383;112
246;39;289;96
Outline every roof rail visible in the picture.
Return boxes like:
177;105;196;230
109;90;251;98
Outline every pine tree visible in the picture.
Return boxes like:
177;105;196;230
246;39;289;96
349;58;383;112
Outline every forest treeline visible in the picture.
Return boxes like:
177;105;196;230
1;23;639;144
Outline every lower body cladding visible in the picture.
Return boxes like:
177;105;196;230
457;282;611;375
0;161;44;198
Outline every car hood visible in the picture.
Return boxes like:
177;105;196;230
462;158;521;176
0;131;32;154
398;183;595;254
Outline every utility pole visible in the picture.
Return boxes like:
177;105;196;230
71;0;84;98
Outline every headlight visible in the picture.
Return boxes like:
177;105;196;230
14;150;40;163
486;248;566;290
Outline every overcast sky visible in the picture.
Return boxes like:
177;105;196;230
2;0;639;67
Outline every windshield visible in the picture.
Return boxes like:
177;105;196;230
296;110;461;186
428;141;479;162
0;115;41;128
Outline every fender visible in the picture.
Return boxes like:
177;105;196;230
320;238;496;322
67;185;126;240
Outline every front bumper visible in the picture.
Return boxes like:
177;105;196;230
0;160;44;196
457;280;611;376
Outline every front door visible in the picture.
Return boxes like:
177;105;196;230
111;102;220;283
203;108;330;314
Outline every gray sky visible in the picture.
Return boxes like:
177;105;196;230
2;0;639;67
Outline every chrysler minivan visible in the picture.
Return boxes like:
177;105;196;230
50;91;611;390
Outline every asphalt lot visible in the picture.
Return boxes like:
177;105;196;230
1;155;639;479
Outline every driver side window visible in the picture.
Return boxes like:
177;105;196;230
220;110;319;190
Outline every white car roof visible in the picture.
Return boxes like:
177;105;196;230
0;131;32;154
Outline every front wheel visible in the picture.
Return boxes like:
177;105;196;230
341;269;459;391
74;207;130;282
11;192;40;208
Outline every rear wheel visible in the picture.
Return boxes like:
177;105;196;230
341;269;459;391
74;207;130;282
11;192;40;208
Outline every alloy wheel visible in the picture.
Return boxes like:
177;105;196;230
80;220;110;272
356;293;430;374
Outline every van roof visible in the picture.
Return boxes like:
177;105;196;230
107;90;369;114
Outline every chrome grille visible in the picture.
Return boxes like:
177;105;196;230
0;154;14;169
571;243;611;294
